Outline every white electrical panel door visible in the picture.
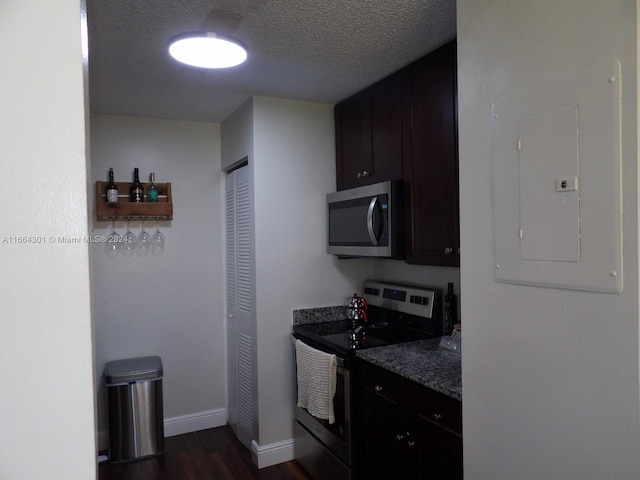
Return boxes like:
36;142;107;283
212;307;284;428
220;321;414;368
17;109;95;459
518;103;580;262
491;61;622;293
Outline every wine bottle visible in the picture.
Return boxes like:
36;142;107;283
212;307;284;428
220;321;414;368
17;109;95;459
129;168;144;202
443;282;458;335
106;168;118;206
147;172;159;203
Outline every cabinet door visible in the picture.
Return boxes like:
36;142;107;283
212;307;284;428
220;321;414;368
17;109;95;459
335;92;372;190
414;417;463;480
370;76;403;185
335;76;403;191
359;388;412;479
403;40;459;266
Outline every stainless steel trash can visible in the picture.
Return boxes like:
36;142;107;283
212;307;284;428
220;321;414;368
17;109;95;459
104;356;164;462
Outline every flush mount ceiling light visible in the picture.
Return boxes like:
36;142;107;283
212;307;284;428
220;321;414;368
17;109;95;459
168;32;247;69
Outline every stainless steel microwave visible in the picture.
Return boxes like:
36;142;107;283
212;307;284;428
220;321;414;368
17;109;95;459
327;180;403;258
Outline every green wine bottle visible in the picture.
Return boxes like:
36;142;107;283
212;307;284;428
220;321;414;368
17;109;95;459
148;172;159;203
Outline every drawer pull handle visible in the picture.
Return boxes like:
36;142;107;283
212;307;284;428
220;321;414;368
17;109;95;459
433;412;443;422
395;433;405;442
407;440;416;448
374;385;383;394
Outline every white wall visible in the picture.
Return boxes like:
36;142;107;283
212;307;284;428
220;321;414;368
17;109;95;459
0;1;97;479
90;114;226;442
221;97;254;171
457;1;639;478
252;96;372;449
220;96;372;461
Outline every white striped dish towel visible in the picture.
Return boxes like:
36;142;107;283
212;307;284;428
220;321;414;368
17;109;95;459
295;339;337;424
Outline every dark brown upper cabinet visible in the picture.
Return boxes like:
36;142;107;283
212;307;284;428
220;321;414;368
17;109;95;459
333;39;459;267
335;74;403;190
402;40;459;267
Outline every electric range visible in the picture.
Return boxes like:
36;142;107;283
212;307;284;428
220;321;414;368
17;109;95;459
292;280;443;480
293;280;444;358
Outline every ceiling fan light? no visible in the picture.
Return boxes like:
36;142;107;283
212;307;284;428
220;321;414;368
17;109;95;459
168;32;247;69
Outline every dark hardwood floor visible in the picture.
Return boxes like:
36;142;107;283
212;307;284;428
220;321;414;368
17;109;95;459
99;425;312;480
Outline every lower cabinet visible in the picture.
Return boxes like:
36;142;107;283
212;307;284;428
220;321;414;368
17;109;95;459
357;360;462;480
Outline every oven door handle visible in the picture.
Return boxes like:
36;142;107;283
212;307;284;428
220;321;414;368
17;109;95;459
292;334;346;367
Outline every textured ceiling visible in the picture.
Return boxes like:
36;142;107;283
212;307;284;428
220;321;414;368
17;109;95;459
87;0;456;123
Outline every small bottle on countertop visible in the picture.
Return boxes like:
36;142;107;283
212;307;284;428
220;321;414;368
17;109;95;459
147;172;159;203
443;282;458;335
129;168;144;202
106;168;118;206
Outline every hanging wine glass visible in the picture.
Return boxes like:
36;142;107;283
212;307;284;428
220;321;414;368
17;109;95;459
151;219;165;256
121;218;137;257
105;219;120;258
136;219;151;257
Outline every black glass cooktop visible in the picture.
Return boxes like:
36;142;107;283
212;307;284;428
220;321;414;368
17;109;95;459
293;282;444;357
293;317;434;357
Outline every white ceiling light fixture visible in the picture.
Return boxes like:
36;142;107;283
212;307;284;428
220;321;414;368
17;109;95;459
168;32;247;69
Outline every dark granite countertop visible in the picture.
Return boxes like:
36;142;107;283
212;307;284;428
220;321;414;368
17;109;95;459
356;338;462;401
293;306;347;325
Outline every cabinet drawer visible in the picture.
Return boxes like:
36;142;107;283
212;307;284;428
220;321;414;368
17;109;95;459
415;386;462;435
358;360;462;435
359;360;405;405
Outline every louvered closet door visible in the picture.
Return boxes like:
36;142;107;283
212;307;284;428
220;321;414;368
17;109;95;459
225;165;255;450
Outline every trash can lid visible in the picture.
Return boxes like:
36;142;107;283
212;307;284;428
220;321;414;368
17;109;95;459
104;356;163;384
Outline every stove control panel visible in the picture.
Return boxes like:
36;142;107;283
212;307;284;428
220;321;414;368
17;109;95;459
410;295;430;306
362;280;440;319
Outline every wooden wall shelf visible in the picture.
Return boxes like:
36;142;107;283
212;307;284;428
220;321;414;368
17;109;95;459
96;181;173;221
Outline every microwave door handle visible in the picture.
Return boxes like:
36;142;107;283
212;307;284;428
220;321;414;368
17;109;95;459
367;196;379;246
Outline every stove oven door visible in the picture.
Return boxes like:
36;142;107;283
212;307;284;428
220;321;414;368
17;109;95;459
293;340;352;480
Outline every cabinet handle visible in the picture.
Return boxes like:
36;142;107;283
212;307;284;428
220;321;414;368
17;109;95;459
407;440;416;448
433;412;443;422
374;385;384;394
444;247;453;255
395;433;405;442
357;170;371;179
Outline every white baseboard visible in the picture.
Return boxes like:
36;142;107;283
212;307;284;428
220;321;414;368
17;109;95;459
164;408;227;437
98;408;228;451
251;437;295;469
